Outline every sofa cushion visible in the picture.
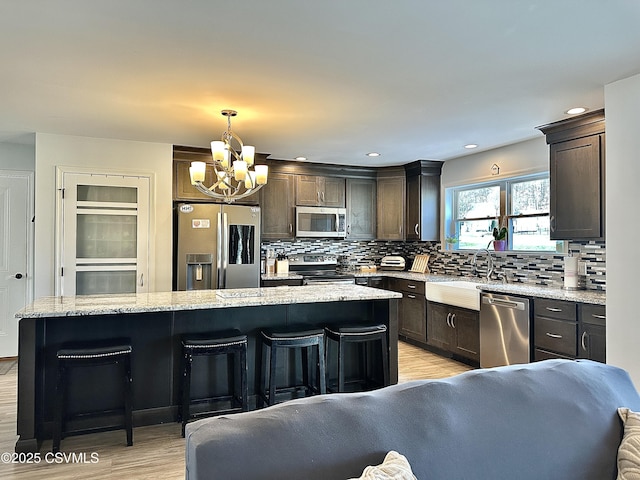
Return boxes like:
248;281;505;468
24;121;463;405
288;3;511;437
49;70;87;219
349;451;416;480
617;407;640;480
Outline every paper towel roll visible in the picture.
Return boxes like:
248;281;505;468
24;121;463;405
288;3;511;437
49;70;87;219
564;256;579;289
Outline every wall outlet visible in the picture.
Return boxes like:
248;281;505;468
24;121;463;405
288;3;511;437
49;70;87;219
578;261;587;276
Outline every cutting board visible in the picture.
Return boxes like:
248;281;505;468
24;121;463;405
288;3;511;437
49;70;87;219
409;254;430;273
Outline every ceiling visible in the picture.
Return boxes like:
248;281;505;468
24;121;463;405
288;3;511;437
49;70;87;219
1;1;639;166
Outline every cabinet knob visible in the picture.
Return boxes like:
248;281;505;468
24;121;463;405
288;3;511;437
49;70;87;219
450;313;456;328
545;332;563;339
414;223;419;235
550;215;555;232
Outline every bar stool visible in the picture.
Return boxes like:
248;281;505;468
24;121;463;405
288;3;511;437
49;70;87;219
53;339;133;453
180;331;248;437
324;324;389;393
259;326;326;407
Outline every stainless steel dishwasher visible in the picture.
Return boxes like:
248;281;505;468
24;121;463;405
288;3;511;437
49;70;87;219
479;292;531;368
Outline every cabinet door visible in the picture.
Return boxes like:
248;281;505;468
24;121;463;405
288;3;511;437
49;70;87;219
295;175;320;206
427;302;453;350
578;323;606;363
323;177;346;207
261;172;295;239
346;178;376;240
405;175;420;241
377;176;405;240
550;135;604;239
450;307;480;362
578;304;606;363
60;172;149;296
400;292;426;343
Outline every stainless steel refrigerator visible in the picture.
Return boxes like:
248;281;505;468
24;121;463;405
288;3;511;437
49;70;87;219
175;203;261;290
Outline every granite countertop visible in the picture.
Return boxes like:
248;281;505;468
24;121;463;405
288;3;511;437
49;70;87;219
261;273;304;281
476;283;606;305
354;270;606;305
16;284;402;319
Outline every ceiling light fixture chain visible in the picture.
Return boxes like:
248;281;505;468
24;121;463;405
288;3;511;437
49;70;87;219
189;110;268;203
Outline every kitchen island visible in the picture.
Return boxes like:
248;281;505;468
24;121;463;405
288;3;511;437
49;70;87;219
14;285;401;453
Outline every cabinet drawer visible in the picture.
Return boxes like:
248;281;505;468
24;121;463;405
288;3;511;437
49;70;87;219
534;317;577;357
535;348;574;362
580;304;606;326
387;277;425;295
534;299;576;321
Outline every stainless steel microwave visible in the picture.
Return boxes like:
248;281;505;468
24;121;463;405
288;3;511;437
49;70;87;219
295;206;347;238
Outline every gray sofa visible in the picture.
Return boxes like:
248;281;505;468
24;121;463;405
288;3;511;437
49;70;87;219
185;360;640;479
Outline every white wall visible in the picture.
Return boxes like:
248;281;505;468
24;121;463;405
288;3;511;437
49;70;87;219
0;140;35;171
34;133;173;298
441;136;548;188
604;73;640;388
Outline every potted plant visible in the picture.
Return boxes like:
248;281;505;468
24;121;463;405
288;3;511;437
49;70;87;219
489;224;507;251
445;235;458;250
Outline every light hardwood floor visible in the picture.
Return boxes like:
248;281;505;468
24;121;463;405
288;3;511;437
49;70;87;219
0;343;472;479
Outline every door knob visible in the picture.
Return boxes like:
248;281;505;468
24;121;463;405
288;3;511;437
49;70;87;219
15;273;24;279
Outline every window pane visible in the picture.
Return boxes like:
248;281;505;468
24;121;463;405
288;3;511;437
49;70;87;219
511;216;557;251
77;185;138;203
456;186;500;219
457;219;494;250
510;178;549;215
77;214;137;258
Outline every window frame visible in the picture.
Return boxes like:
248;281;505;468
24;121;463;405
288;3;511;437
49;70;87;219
445;172;564;253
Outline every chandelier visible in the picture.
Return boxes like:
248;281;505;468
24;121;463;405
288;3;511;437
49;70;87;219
189;109;268;203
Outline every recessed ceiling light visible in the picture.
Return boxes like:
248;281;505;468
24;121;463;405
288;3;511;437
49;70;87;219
294;156;307;161
464;144;478;149
566;107;587;115
366;152;380;157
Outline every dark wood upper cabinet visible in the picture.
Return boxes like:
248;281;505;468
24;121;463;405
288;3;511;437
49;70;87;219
376;169;405;241
404;160;443;241
260;172;296;240
172;145;261;205
346;178;377;240
537;110;605;240
295;175;345;207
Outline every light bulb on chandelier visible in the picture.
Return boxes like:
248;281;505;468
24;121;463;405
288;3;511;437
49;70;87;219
189;110;268;203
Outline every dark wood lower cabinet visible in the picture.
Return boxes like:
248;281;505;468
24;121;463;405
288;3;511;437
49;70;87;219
578;303;606;363
533;299;606;364
427;302;479;363
399;292;426;343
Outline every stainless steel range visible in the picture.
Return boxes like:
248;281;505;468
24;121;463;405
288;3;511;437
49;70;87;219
288;254;355;285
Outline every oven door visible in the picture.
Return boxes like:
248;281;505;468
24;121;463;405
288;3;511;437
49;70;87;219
295;207;346;238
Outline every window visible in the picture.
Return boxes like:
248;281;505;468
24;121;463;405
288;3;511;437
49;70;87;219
448;173;560;252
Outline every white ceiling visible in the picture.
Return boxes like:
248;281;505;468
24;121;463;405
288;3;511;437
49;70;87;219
1;1;639;166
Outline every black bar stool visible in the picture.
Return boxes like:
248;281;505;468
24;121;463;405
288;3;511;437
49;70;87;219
259;326;326;407
180;331;248;437
53;339;133;453
324;324;389;392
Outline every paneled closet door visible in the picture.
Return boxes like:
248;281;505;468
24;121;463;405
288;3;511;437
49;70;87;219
61;172;149;296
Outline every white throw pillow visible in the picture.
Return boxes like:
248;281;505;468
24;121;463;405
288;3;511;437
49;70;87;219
617;407;640;480
349;451;417;480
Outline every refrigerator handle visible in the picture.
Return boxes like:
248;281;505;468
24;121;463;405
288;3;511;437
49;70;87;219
222;212;229;288
217;211;223;288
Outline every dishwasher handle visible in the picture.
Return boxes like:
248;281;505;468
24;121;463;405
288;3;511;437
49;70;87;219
482;296;527;311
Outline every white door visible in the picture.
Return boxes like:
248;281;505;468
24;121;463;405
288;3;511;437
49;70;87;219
0;172;33;357
60;172;149;296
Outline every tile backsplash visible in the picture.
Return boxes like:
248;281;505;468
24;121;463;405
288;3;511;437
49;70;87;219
261;239;606;291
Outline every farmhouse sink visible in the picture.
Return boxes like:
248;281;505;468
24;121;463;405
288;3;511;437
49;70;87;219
425;281;483;311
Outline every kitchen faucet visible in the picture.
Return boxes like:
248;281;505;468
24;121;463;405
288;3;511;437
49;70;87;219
472;248;494;280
